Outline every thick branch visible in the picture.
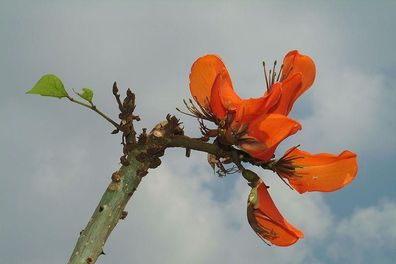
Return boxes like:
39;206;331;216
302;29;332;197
164;135;263;165
68;147;150;264
165;135;220;155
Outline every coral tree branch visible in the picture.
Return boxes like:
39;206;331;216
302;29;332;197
67;85;268;264
68;148;150;264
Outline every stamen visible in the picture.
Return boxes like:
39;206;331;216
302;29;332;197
177;98;216;122
262;61;269;90
196;97;212;117
176;107;199;119
283;155;304;162
278;144;301;161
263;59;284;89
271;60;277;87
255;213;279;243
276;173;294;190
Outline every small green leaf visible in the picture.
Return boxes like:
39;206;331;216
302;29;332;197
77;88;94;102
26;74;69;98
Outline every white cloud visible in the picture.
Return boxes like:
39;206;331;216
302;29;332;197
100;162;396;264
31;145;90;198
326;201;396;264
290;67;395;155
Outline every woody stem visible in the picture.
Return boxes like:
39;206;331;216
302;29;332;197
163;135;272;171
68;146;151;264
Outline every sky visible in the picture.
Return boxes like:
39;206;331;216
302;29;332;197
1;0;396;263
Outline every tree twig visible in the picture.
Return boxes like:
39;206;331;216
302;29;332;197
66;95;120;129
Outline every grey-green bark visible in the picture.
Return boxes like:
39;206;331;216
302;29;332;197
68;147;149;264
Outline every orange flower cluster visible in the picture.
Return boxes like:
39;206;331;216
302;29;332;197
189;51;358;246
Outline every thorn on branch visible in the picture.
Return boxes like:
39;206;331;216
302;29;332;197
120;211;128;220
138;128;148;145
120;156;130;166
111;171;122;183
185;148;191;157
148;157;162;169
137;168;148;178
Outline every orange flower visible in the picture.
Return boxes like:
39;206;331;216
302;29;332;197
274;147;358;193
247;179;304;246
189;51;316;121
189;52;313;160
188;52;358;247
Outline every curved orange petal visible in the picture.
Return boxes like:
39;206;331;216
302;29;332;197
234;97;267;125
262;82;282;111
240;114;301;161
234;83;282;125
189;55;240;113
218;74;242;111
279;148;358;193
210;73;227;119
269;72;303;115
189;54;227;110
281;50;316;101
247;180;304;246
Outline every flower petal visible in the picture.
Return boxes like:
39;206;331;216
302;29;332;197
279;148;358;193
240;114;301;161
262;82;283;111
234;97;267;125
210;73;228;118
234;83;282;125
247;180;304;246
189;55;240;113
282;50;316;100
269;72;303;115
218;75;242;112
269;50;315;115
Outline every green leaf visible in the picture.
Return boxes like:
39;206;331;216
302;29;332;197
76;88;94;102
26;74;69;99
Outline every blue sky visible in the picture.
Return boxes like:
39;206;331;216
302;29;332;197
1;1;395;263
